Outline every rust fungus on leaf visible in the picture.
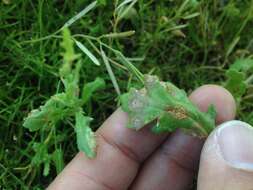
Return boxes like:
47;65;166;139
121;75;216;137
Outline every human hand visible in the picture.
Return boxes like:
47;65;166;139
48;85;253;190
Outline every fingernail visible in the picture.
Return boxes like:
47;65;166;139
216;120;253;171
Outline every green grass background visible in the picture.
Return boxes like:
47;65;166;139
1;0;253;189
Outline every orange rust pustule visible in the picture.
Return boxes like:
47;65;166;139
166;106;188;120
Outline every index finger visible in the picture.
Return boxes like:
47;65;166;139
48;108;168;190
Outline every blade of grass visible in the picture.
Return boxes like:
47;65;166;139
74;39;100;66
183;12;200;19
114;51;144;83
60;1;97;30
100;47;121;96
0;163;26;187
117;0;137;21
161;24;188;33
22;1;98;44
116;0;134;11
226;36;240;58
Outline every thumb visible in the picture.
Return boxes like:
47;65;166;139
198;120;253;190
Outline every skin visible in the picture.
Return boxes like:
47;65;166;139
48;85;253;190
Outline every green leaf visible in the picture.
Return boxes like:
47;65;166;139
23;92;83;133
98;0;107;6
23;109;49;131
62;61;82;98
121;75;216;137
60;29;83;99
82;77;105;104
207;104;216;120
223;3;240;17
60;28;80;71
153;111;202;135
189;0;199;9
117;0;138;21
31;142;52;176
230;58;253;72
119;7;138;20
43;159;51;177
31;143;50;165
225;69;247;98
23;93;72;132
101;48;121;95
52;149;64;174
75;40;100;66
75;111;96;158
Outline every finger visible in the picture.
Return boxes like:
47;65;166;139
198;120;253;190
189;85;236;124
130;85;236;190
47;109;168;190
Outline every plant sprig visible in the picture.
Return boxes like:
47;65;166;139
23;28;105;159
224;58;253;102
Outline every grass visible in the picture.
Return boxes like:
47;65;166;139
0;0;253;189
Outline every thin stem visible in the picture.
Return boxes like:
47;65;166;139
100;42;144;83
21;30;61;44
72;34;98;40
85;38;127;70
